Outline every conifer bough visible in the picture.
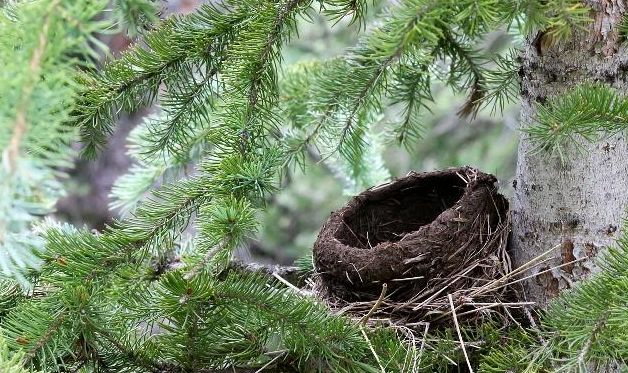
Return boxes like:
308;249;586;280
1;0;627;372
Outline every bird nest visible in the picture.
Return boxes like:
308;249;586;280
313;167;519;326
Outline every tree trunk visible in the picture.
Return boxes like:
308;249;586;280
512;1;628;307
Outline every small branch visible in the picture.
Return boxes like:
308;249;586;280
359;283;387;325
6;0;59;172
97;328;164;373
183;240;228;281
23;311;67;366
335;3;437;150
272;272;308;296
246;0;306;109
253;351;286;373
577;312;609;368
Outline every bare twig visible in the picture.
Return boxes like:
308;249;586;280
254;351;287;373
272;272;308;296
577;312;609;369
360;283;388;325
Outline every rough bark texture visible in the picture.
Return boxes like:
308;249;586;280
513;0;628;307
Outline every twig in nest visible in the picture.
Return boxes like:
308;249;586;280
491;257;586;293
272;272;308;297
448;294;474;373
454;301;535;318
417;322;429;370
469;244;560;297
360;283;388;325
411;264;478;311
360;326;386;373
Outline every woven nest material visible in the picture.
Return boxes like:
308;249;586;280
313;167;517;324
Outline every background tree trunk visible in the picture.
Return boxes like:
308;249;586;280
512;1;628;307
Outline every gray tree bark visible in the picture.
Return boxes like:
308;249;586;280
512;0;628;306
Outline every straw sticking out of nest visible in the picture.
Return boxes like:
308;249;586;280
313;167;520;325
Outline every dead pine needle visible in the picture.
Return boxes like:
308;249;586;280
360;325;386;373
254;351;286;373
272;272;307;296
448;294;474;373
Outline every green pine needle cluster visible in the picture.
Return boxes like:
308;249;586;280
0;333;36;373
0;223;419;371
526;83;628;159
113;0;159;36
279;0;588;182
0;0;109;284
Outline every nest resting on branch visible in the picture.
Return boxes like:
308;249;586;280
313;167;519;325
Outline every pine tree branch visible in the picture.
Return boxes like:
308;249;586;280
392;65;431;144
76;5;251;157
0;0;109;283
97;328;164;373
6;0;59;172
122;175;213;249
576;312;609;369
440;28;487;118
238;0;311;148
22;311;67;366
475;49;520;115
336;2;439;150
525;83;628;158
146;66;217;158
247;0;307;108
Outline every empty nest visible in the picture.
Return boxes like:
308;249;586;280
313;167;521;326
